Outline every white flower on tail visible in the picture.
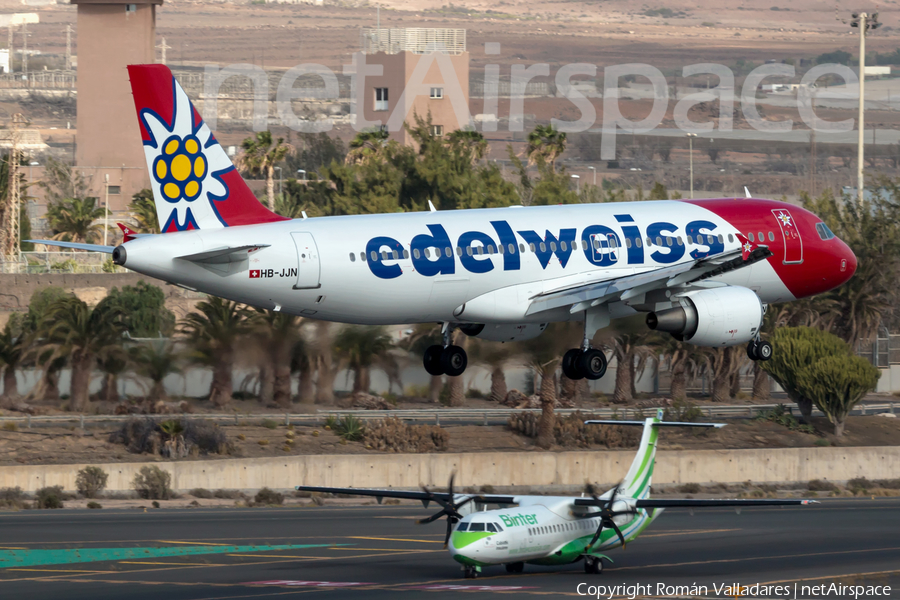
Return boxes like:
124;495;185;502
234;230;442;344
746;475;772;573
140;78;233;230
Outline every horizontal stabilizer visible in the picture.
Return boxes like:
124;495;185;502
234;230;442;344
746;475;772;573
27;240;115;254
585;420;726;428
176;244;270;264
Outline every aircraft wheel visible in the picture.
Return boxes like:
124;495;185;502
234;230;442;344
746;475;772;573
562;349;584;380
577;349;608;381
464;566;478;579
746;341;759;361
584;556;603;574
424;345;445;376
441;345;468;377
756;340;773;361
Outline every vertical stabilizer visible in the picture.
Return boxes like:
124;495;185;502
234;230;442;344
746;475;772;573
619;410;661;499
127;64;288;232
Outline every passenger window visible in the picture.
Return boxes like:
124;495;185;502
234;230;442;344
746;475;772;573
349;253;356;262
413;249;421;259
718;234;724;243
748;233;755;242
686;235;693;244
636;238;642;248
666;237;672;247
768;232;775;242
488;245;495;254
466;247;473;256
361;252;367;262
593;239;600;250
509;244;516;254
370;251;377;261
424;248;431;258
656;236;663;246
445;247;452;257
381;251;388;260
758;232;764;242
393;251;399;260
677;237;683;246
498;245;505;255
402;249;409;259
625;238;632;248
477;246;484;256
470;523;485;532
646;237;652;246
610;238;618;249
560;241;568;251
520;244;526;253
456;247;463;257
550;242;557;252
529;243;536;252
457;522;468;532
540;242;547;252
728;234;734;243
707;235;714;244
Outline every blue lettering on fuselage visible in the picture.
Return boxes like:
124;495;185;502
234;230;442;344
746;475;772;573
363;217;723;279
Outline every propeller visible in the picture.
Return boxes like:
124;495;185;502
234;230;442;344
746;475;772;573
582;482;638;551
416;473;481;548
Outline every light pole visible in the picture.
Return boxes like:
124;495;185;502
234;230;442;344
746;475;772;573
571;174;580;193
297;169;307;182
587;166;596;186
686;133;697;199
274;166;282;198
851;11;880;203
103;173;109;247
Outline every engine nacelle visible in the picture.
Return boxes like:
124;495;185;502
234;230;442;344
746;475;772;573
646;286;763;347
460;322;548;343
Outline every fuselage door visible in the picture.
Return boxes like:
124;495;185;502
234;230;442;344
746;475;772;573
291;232;321;289
771;208;803;264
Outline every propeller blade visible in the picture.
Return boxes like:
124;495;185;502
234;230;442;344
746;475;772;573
448;472;455;499
588;523;604;549
608;519;627;549
443;518;453;548
417;510;448;525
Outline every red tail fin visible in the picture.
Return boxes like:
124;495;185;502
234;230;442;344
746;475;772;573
127;64;288;232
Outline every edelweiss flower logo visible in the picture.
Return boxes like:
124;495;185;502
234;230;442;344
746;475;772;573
776;212;792;227
140;77;233;230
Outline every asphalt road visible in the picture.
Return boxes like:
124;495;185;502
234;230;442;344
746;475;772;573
0;499;898;599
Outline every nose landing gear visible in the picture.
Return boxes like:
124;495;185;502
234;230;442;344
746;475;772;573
423;323;468;377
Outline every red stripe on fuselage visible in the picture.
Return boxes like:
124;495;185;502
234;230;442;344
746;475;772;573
684;198;856;299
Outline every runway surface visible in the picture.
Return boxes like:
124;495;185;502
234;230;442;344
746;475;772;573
0;498;898;599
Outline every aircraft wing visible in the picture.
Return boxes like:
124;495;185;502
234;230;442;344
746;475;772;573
27;240;115;253
525;246;773;316
573;498;816;508
295;485;517;507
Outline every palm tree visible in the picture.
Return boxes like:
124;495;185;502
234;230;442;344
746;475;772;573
237;131;295;210
41;296;124;412
469;339;517;403
130;340;182;407
333;325;393;394
655;336;707;401
179;297;250;408
404;324;444;402
520;323;579;449
22;287;69;403
0;313;25;406
707;346;746;403
446;129;488;165
46;196;106;244
526;124;567;172
250;309;304;408
129;188;160;234
605;326;654;404
345;129;390;165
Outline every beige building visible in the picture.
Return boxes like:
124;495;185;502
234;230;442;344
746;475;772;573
358;28;470;145
72;0;160;213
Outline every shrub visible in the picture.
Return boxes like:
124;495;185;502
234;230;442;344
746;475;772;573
663;400;704;423
755;404;815;434
328;415;365;441
262;419;278;430
363;417;449;453
3;422;17;432
87;501;102;509
678;483;702;494
508;412;640;449
152;500;160;508
110;417;230;457
254;487;284;505
213;489;244;499
75;466;109;499
132;465;172;500
190;488;214;499
847;477;872;494
0;487;28;509
808;479;839;492
35;486;65;509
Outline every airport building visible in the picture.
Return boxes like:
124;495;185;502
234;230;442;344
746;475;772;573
357;28;470;144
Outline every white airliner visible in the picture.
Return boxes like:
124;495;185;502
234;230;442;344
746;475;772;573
33;65;857;379
296;411;816;578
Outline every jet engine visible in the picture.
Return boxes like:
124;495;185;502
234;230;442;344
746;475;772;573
646;286;763;347
459;322;548;343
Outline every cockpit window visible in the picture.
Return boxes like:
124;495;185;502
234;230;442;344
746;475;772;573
494;523;503;532
469;522;485;532
486;523;497;533
456;522;468;532
816;222;836;240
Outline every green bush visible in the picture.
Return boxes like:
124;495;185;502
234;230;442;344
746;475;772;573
190;488;214;499
132;465;172;500
87;501;102;509
75;466;109;499
254;487;284;506
756;404;815;434
0;487;28;509
262;419;278;430
35;486;65;509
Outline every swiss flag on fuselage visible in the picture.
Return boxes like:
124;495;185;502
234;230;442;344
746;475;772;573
249;270;261;279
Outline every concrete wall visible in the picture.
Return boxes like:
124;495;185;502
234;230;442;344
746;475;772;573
2;446;897;493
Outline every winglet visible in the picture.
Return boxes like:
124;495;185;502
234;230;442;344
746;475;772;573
735;232;756;261
428;200;437;213
743;186;751;198
117;222;138;243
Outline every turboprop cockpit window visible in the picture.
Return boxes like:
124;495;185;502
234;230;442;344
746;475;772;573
470;523;485;532
486;523;497;532
456;522;468;531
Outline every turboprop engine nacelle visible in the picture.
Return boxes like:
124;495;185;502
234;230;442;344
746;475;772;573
646;286;763;347
460;323;548;343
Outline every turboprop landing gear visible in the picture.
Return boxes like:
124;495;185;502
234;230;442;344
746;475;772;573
423;323;468;377
746;339;773;362
583;555;603;574
464;566;480;579
505;562;525;573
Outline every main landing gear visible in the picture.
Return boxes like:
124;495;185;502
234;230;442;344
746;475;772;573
423;324;468;377
583;555;604;574
746;339;773;362
562;315;609;381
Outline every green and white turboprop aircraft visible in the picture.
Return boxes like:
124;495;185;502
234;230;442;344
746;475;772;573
296;410;815;579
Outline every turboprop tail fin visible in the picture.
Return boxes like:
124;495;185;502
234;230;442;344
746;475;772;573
127;64;288;233
586;410;725;499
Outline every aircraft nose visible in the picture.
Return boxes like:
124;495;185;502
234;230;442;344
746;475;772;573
836;239;857;286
